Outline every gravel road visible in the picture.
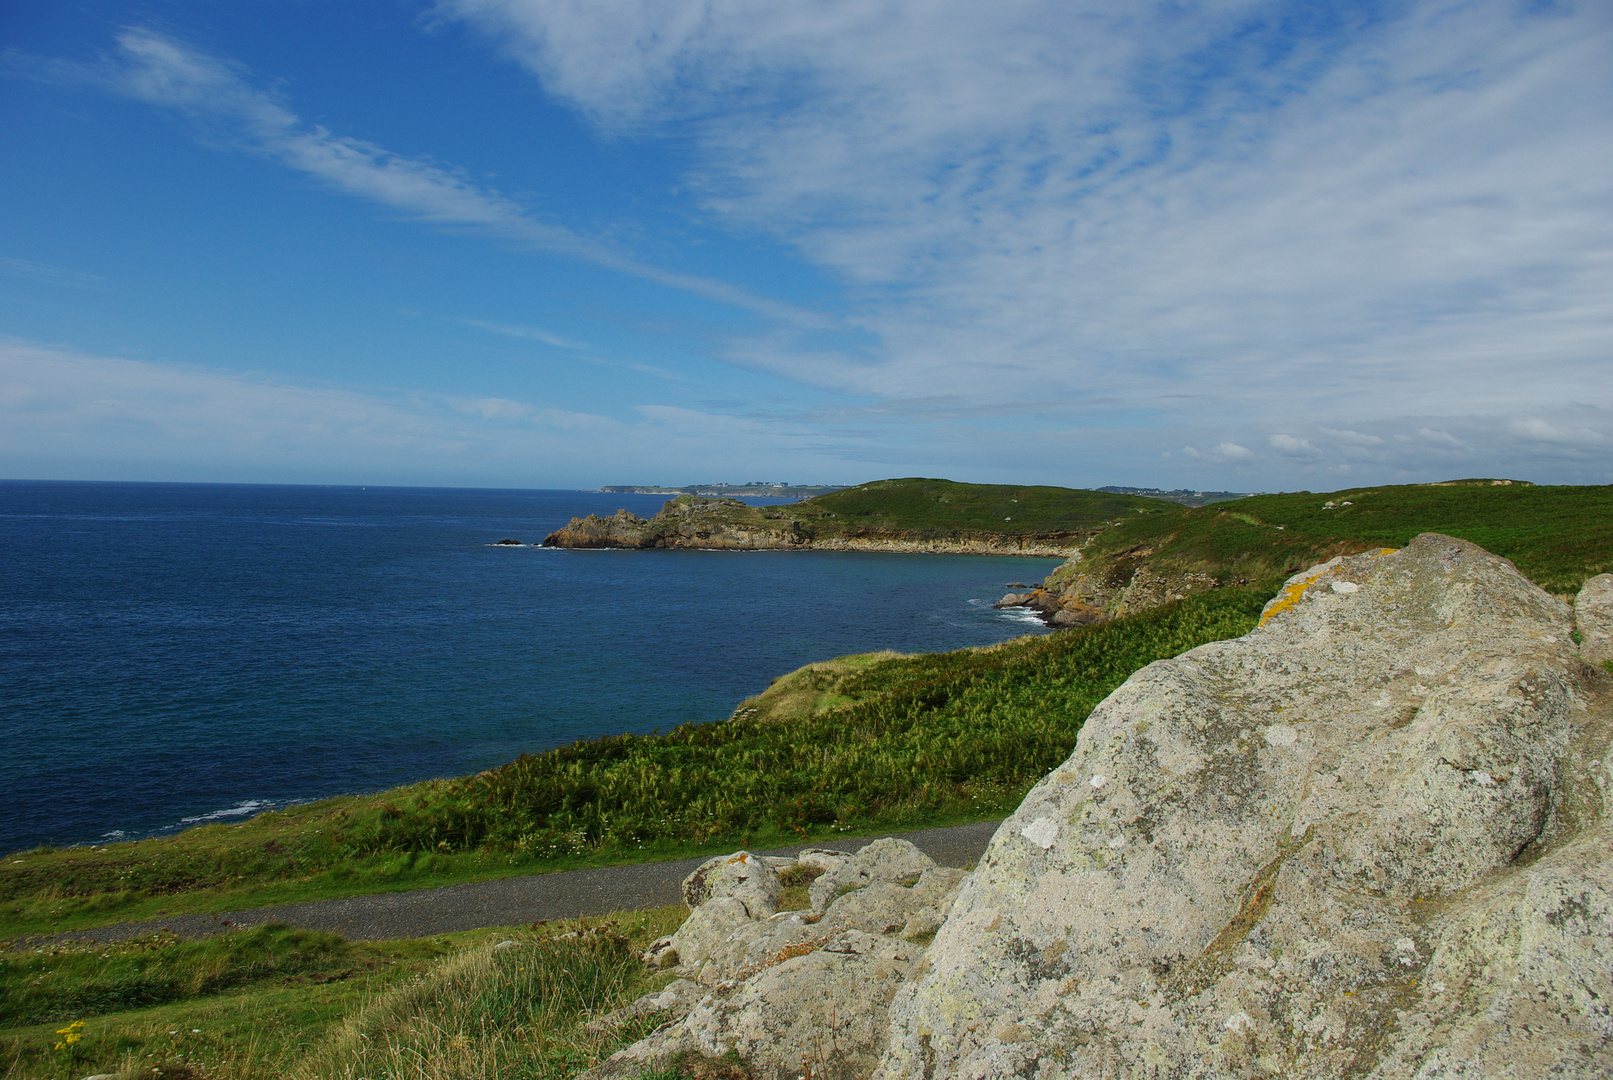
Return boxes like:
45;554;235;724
24;820;1004;946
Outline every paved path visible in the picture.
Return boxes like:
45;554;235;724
28;820;1004;946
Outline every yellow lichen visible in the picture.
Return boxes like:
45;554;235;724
1258;548;1399;626
1259;573;1324;626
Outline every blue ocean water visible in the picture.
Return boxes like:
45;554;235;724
0;481;1061;854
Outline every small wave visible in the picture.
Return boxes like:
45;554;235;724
101;829;126;839
180;799;272;824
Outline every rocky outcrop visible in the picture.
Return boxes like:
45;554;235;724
1578;573;1613;667
538;506;685;548
877;534;1613;1079
543;495;1086;556
584;839;966;1080
997;551;1243;626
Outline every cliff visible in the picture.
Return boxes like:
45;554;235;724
586;539;1613;1079
543;479;1171;555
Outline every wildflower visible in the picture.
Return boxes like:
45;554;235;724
53;1019;84;1052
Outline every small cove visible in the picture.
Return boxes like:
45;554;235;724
0;481;1061;853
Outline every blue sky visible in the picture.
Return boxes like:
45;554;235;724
2;0;1610;490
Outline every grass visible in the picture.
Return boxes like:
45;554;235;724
1052;480;1613;599
1;586;1271;939
1;924;400;1030
0;924;450;1079
0;911;684;1080
288;912;683;1080
800;477;1173;537
730;651;906;724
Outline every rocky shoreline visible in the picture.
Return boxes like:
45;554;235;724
991;561;1238;625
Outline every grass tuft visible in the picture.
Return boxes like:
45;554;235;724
289;914;682;1080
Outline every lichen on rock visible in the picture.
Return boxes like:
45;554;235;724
584;842;964;1080
1578;572;1613;667
875;533;1613;1079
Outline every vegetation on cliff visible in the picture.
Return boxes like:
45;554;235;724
801;477;1170;536
1046;479;1613;608
543;477;1174;548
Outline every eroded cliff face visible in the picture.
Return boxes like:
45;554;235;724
879;536;1613;1079
542;495;1086;555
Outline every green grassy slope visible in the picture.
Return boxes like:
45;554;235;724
798;477;1173;537
1056;480;1613;596
0;913;682;1080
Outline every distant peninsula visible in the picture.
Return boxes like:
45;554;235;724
1094;484;1253;507
546;477;1173;555
599;482;848;498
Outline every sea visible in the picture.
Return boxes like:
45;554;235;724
0;481;1063;854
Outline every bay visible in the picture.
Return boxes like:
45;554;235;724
0;481;1060;853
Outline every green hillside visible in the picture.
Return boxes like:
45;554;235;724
1056;480;1613;597
800;477;1173;537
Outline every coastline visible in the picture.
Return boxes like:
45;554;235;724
541;535;1081;557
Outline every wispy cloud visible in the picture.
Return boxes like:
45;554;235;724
1270;433;1319;459
445;315;687;381
454;317;588;351
1322;429;1386;448
1508;417;1606;447
2;257;105;287
21;28;812;324
1184;442;1256;465
447;0;1613;429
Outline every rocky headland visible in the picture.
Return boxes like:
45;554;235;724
543;495;1090;556
586;536;1613;1078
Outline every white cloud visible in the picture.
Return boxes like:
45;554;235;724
1322;428;1385;448
457;396;537;422
1184;441;1254;464
1507;417;1606;447
1416;427;1468;448
446;0;1613;426
1270;433;1319;458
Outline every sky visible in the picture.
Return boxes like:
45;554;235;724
1;0;1610;492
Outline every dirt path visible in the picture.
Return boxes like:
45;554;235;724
28;820;1004;946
